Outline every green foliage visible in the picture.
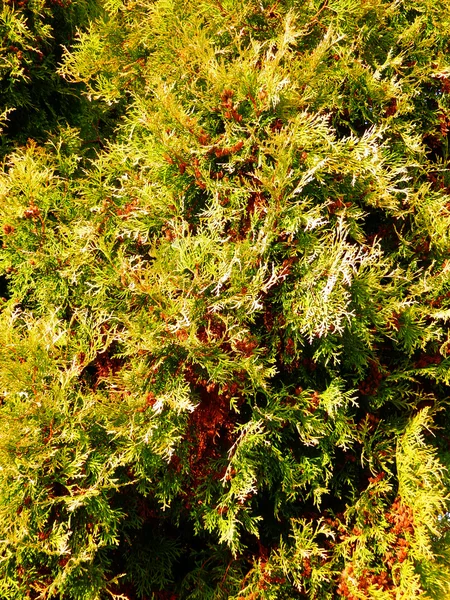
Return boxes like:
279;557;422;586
0;0;104;154
1;0;450;598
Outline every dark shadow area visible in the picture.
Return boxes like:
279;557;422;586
0;274;10;300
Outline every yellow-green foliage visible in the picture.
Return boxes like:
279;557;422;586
0;0;450;598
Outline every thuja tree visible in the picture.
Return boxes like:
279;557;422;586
1;0;450;598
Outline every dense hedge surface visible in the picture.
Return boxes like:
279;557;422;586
1;0;450;598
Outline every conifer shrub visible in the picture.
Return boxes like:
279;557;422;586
1;0;450;598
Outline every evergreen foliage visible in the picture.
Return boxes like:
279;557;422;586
0;0;105;154
1;0;450;598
